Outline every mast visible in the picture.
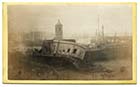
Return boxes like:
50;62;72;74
101;25;103;41
98;15;100;37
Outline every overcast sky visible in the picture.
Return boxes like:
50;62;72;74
8;4;132;38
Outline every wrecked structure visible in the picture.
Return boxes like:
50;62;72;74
28;20;131;68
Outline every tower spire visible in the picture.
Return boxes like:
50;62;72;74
58;19;60;23
56;19;62;26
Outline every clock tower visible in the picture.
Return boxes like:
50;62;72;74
55;19;63;40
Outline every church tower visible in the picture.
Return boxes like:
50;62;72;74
55;19;63;40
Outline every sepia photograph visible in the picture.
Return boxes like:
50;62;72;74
3;2;136;84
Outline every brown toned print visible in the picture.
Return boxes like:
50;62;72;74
3;2;136;84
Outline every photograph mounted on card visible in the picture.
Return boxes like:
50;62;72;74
3;2;136;84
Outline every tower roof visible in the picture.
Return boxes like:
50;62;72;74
55;19;62;26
